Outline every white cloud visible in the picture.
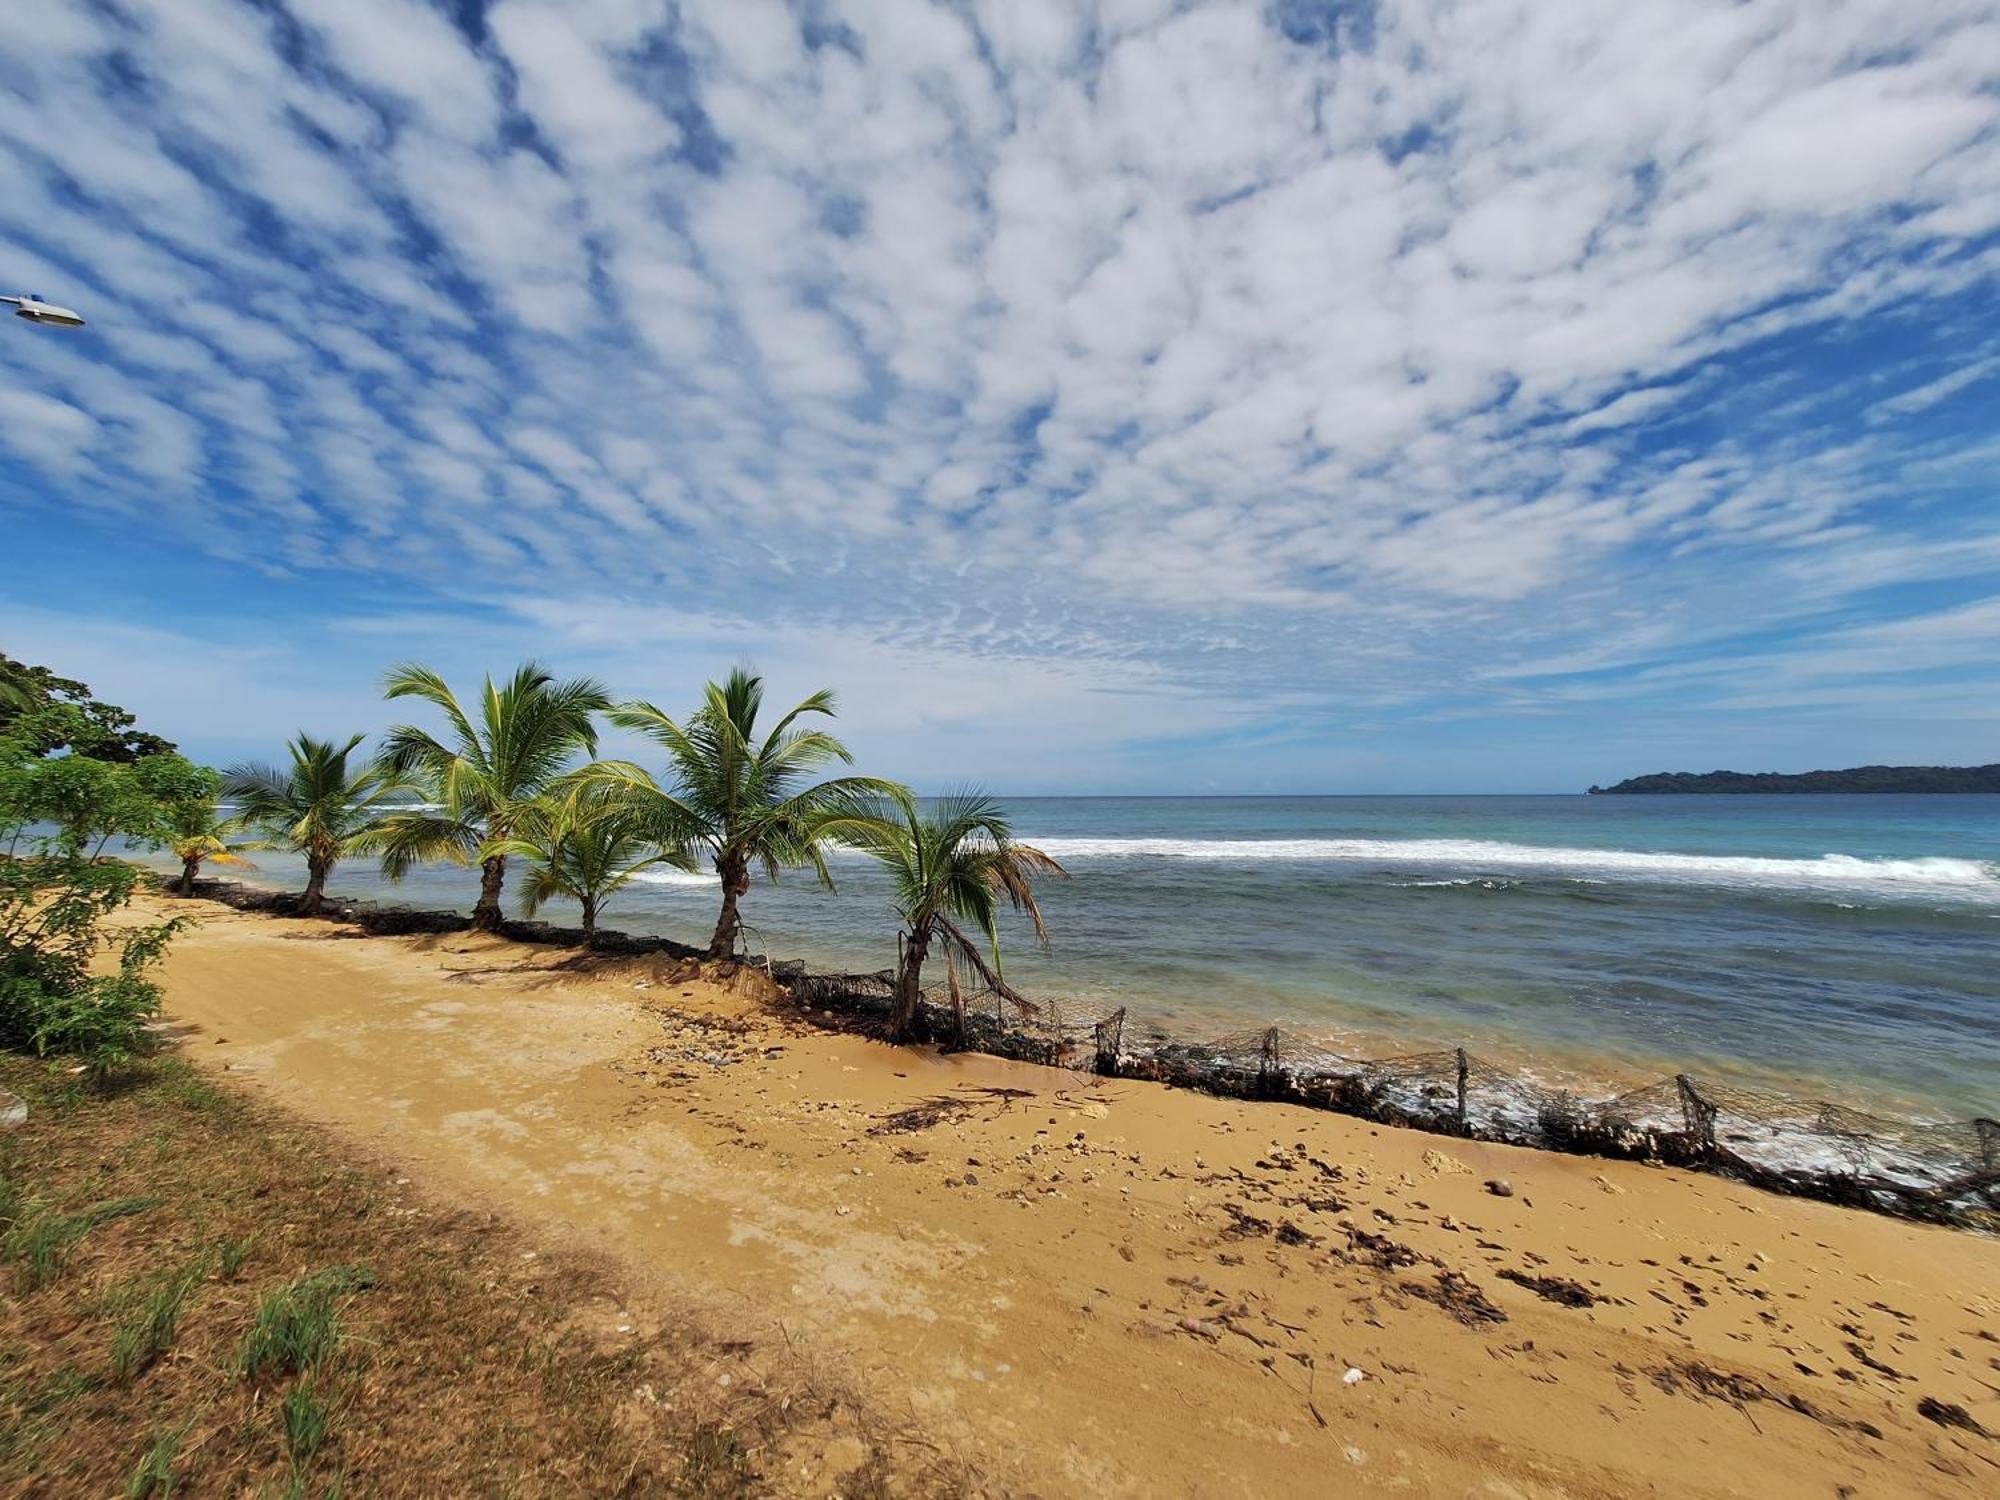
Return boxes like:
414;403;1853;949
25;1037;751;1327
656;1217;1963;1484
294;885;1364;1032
2;0;1998;772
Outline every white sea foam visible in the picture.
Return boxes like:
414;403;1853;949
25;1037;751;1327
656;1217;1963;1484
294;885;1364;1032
1023;836;2000;903
627;868;719;888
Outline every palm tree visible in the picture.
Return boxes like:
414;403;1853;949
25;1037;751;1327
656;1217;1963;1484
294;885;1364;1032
222;734;407;915
488;789;688;947
842;791;1066;1041
372;662;610;931
159;798;254;894
590;667;907;959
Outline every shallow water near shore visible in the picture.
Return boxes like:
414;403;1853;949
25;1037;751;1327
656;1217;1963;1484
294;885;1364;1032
159;793;2000;1120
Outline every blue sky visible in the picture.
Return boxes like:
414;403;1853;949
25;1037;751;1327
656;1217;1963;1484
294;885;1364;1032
1;0;1997;793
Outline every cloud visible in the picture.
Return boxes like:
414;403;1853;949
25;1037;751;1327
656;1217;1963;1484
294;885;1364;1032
1;0;1998;785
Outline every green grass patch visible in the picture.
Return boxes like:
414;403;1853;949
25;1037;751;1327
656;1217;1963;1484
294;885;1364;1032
110;1255;210;1381
3;1193;159;1291
241;1266;377;1381
125;1419;192;1498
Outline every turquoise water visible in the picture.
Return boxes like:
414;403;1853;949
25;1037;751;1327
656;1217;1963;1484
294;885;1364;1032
162;795;2000;1118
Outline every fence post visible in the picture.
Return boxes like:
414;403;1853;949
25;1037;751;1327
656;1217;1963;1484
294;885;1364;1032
1093;1008;1126;1076
1455;1048;1470;1129
1258;1027;1282;1095
1676;1074;1718;1154
1975;1118;1999;1171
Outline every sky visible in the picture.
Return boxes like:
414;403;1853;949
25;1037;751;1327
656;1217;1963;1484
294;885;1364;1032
1;0;1998;794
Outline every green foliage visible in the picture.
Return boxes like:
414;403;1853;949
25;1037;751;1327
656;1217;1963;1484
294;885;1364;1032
590;666;908;956
0;651;176;762
3;1195;159;1291
222;734;406;914
488;787;688;941
1592;763;2000;794
842;791;1066;1037
111;1255;210;1380
0;848;187;1070
0;749;161;851
126;1422;193;1498
372;662;611;927
241;1266;377;1381
282;1377;333;1465
0;701;202;1073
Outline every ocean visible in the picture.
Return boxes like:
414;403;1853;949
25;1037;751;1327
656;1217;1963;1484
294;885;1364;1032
157;794;2000;1121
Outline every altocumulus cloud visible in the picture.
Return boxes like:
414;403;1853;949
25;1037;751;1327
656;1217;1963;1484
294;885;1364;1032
1;0;1998;787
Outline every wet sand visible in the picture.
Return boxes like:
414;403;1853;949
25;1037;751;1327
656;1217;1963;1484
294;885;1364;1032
145;897;2000;1497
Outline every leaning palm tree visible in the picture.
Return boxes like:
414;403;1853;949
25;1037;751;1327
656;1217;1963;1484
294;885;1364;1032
842;791;1066;1041
487;789;688;947
159;797;254;895
372;662;610;931
222;733;406;915
588;667;907;959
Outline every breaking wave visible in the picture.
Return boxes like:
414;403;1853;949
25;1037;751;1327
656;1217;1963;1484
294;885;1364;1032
1023;836;2000;903
627;868;719;888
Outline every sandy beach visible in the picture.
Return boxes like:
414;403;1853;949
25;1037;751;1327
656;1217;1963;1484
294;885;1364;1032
142;894;2000;1498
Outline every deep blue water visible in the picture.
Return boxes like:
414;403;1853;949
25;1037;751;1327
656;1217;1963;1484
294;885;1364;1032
151;795;2000;1118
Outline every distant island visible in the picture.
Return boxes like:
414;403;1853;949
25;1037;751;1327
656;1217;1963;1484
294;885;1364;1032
1589;764;2000;794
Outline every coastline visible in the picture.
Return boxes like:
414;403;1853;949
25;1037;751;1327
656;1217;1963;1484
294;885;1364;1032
129;888;2000;1496
168;874;2000;1228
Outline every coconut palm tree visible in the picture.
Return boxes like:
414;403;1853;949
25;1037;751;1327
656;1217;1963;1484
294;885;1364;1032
589;667;907;959
842;791;1066;1041
133;756;247;894
222;734;407;915
372;662;610;931
153;782;254;894
488;789;688;947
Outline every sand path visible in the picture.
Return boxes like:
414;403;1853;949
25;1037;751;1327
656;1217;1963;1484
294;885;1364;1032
150;900;2000;1498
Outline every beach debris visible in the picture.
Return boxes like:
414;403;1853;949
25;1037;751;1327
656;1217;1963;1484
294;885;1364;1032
1484;1178;1515;1197
1220;1203;1273;1239
1343;1367;1367;1386
1916;1396;1990;1436
642;1010;778;1080
1498;1268;1605;1308
1345;1227;1424;1270
869;1086;1032;1135
1402;1271;1508;1325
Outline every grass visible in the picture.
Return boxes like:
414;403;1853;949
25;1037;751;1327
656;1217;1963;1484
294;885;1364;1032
282;1376;334;1466
110;1256;210;1381
125;1420;191;1498
0;1051;959;1497
4;1194;159;1291
241;1266;375;1381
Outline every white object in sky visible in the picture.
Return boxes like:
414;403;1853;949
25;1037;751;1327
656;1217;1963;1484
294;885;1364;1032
2;293;85;327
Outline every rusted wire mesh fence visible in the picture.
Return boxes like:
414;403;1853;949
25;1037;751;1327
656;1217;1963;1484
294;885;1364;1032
775;965;2000;1229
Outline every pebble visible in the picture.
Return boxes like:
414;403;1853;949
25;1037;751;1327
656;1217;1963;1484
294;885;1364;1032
1485;1179;1514;1197
1343;1367;1367;1386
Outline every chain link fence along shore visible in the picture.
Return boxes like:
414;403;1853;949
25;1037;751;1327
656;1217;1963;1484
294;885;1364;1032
188;881;2000;1230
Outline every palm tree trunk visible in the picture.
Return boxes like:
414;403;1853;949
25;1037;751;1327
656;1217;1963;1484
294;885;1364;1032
581;893;597;949
177;856;200;896
890;928;930;1041
708;854;749;960
473;855;506;931
300;855;329;916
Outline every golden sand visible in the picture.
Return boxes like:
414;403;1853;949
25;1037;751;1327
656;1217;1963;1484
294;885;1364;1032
144;897;2000;1497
